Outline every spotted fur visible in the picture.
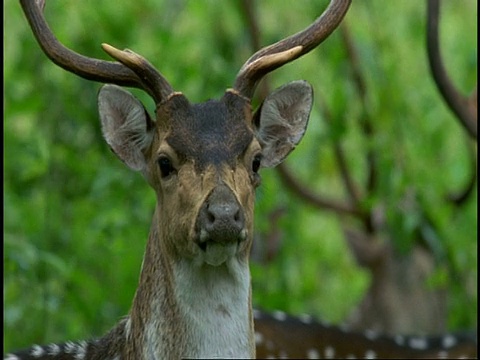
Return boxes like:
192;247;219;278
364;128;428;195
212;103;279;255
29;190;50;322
253;310;478;359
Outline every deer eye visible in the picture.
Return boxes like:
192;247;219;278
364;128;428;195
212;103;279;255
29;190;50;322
158;156;176;178
252;154;262;173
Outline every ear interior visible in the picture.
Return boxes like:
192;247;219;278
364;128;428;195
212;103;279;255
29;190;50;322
98;84;154;171
254;80;313;168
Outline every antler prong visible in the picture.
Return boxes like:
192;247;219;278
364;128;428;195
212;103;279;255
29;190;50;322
101;44;174;103
234;0;351;99
19;0;173;104
234;46;303;96
426;0;477;139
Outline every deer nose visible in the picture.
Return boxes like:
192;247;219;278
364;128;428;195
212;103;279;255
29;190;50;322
205;202;243;233
196;184;246;247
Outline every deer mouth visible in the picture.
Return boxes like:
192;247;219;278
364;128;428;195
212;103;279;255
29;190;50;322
196;229;248;266
194;183;248;265
200;240;238;266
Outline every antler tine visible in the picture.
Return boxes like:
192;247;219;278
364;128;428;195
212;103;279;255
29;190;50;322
233;0;351;99
101;44;174;104
19;0;173;103
426;0;477;139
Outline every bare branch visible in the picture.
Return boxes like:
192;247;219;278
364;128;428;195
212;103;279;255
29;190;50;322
316;92;362;207
340;24;377;193
276;163;364;217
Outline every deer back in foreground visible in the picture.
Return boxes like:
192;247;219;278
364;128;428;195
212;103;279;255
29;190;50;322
6;0;350;359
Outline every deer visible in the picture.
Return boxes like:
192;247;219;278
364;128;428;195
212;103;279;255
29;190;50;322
6;0;350;359
7;1;477;360
253;310;478;359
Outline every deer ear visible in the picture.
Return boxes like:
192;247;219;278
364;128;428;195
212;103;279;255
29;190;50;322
253;80;313;168
98;84;154;171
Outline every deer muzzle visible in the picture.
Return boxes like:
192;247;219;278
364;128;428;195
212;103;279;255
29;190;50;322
196;184;247;266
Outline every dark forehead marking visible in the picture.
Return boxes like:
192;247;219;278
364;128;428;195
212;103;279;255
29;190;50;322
164;91;254;171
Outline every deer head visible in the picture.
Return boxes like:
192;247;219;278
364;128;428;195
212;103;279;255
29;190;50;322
20;0;350;271
98;79;313;268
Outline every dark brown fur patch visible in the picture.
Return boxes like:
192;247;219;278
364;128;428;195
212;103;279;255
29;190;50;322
163;91;254;171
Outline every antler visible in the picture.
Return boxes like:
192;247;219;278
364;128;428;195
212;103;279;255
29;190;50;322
19;0;173;103
426;0;477;139
233;0;351;99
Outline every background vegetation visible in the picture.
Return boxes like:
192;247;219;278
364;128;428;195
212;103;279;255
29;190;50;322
4;0;477;351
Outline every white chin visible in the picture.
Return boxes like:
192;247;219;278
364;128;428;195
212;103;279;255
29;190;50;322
204;242;237;266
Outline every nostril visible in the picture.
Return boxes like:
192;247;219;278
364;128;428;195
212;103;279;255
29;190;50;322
198;241;207;251
207;205;216;224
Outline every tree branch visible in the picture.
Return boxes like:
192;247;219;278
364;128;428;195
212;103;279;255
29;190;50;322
316;92;362;208
276;163;364;217
340;24;378;193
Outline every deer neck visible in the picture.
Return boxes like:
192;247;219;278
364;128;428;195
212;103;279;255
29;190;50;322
123;208;255;359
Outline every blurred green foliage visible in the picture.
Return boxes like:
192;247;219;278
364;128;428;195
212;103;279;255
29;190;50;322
4;0;477;352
